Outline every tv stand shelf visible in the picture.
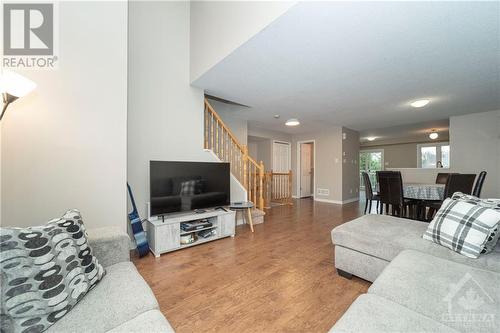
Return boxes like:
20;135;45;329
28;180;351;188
180;224;216;236
146;208;235;257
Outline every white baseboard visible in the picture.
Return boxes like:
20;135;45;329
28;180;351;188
342;197;360;204
314;198;343;205
314;197;360;205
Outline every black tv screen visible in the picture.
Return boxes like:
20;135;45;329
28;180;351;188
149;161;230;216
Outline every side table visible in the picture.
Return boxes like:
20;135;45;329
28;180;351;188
229;202;254;232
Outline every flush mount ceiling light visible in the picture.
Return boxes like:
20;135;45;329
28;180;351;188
410;99;430;108
285;118;300;126
429;131;439;140
367;137;376;142
274;114;280;119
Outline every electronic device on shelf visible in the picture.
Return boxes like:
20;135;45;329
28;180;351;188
180;233;196;244
180;219;213;232
198;229;216;239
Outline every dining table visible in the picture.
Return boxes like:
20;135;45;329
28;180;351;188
374;182;445;201
374;182;445;221
402;183;445;201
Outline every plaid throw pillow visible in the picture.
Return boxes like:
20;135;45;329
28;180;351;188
423;198;500;258
180;180;197;196
451;192;500;253
451;192;500;210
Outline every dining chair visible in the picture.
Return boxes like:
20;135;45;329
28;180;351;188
435;173;451;184
426;173;477;220
442;174;476;199
472;171;487;198
362;172;380;214
376;171;413;218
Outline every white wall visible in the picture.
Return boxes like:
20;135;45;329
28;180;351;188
248;127;292;172
342;127;360;201
450;110;500;198
361;141;450;169
290;127;359;204
207;100;248;145
248;127;292;143
190;1;296;82
1;1;128;229
129;1;207;218
128;1;246;218
386;168;451;184
291;128;343;202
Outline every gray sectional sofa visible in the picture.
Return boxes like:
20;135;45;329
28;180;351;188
47;227;174;333
330;214;500;333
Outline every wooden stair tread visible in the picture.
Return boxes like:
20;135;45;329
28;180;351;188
251;208;265;218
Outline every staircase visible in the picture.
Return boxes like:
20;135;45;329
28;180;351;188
204;98;265;211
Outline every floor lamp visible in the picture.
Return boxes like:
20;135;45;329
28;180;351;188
0;70;36;121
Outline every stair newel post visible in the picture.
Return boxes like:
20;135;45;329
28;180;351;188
242;145;249;196
259;161;264;210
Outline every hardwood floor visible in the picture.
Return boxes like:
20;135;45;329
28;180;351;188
132;198;370;333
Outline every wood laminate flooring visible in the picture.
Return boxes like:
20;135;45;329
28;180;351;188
133;198;370;333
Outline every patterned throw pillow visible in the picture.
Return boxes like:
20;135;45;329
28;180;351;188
194;179;206;194
423;198;500;258
0;209;105;333
451;192;500;253
180;180;197;196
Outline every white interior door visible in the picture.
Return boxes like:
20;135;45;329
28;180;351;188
273;141;291;172
300;143;313;197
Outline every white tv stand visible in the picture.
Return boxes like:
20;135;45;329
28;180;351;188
146;208;235;257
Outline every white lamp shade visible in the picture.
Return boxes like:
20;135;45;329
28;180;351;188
429;132;439;140
0;70;36;98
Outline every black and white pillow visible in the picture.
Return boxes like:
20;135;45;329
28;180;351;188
0;209;105;332
180;180;197;196
195;179;206;194
451;192;500;253
423;198;500;258
451;192;500;210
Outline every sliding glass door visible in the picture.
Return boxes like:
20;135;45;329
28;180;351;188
359;150;384;190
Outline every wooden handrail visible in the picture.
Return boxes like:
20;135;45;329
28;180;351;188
204;98;291;211
205;99;245;152
204;98;265;211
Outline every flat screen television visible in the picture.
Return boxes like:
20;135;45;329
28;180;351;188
149;161;230;216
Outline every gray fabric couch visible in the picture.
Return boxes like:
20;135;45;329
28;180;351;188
330;214;500;333
47;227;174;333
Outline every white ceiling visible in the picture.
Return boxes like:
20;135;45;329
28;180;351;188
193;1;500;134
